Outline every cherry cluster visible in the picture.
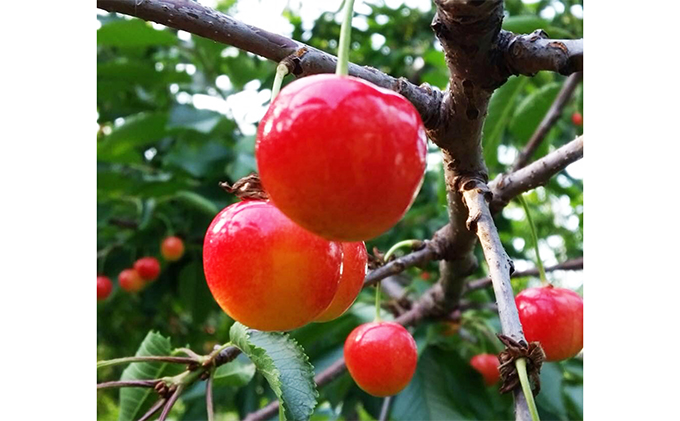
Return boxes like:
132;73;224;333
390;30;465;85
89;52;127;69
96;236;185;301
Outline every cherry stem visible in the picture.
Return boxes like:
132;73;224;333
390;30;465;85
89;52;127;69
383;239;420;262
271;63;289;101
515;358;541;421
517;195;549;285
96;355;196;369
155;213;174;236
335;0;356;76
375;281;382;322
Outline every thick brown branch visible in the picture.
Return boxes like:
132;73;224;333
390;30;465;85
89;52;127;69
513;72;582;170
96;0;443;128
500;30;583;76
490;135;584;212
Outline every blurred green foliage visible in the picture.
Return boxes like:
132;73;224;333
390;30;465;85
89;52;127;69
97;1;583;420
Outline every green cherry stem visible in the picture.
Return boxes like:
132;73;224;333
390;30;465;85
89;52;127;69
375;280;382;322
271;63;289;101
383;239;420;262
517;195;549;285
516;358;541;421
335;0;356;76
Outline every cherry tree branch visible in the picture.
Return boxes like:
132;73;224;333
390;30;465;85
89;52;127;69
490;135;584;212
96;0;443;128
500;30;584;77
513;72;582;170
465;257;583;293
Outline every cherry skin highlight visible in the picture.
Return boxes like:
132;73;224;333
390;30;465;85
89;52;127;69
203;200;343;331
134;257;161;282
256;74;427;241
344;321;418;397
516;285;583;362
119;269;145;293
97;276;113;301
314;242;368;322
161;236;185;261
470;354;500;386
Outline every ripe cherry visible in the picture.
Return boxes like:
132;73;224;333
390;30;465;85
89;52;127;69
134;257;161;282
256;74;427;242
344;321;418;397
203;200;343;331
571;112;583;126
516;285;583;362
314;242;368;322
161;236;185;261
470;354;500;386
119;269;145;293
97;276;113;301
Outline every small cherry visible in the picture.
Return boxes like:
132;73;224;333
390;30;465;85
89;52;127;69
161;236;185;261
119;269;145;293
470;354;500;386
97;276;113;301
344;321;418;397
314;242;368;322
516;285;583;362
571;112;583;126
203;200;343;331
134;257;161;282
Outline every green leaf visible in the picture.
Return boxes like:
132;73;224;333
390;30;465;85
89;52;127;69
229;322;318;421
502;15;549;34
98;112;168;164
509;82;561;143
213;360;256;388
98;19;177;48
167;105;223;134
118;331;181;421
174;190;219;216
535;362;567;419
483;76;528;169
178;261;217;323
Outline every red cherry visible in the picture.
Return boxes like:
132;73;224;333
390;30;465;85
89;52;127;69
571;112;583;126
470;354;500;386
134;257;161;282
314;242;368;322
344;321;418;397
119;269;145;293
516;285;583;362
256;74;427;241
420;271;431;281
97;276;113;301
161;236;185;261
203;200;343;331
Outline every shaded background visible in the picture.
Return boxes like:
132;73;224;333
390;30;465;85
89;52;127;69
97;0;583;419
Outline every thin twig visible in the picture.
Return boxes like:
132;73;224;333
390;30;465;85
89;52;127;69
206;374;215;421
465;257;583;293
379;396;393;421
97;379;159;389
159;385;183;421
97;355;197;369
513;72;582;170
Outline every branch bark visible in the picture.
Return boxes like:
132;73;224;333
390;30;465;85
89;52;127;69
96;0;443;129
500;30;583;76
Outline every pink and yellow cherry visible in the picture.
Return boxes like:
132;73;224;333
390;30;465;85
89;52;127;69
256;74;427;242
203;200;343;331
97;276;113;301
314;242;368;322
470;354;500;386
133;257;161;282
344;321;418;397
118;269;145;293
161;236;185;261
516;285;583;362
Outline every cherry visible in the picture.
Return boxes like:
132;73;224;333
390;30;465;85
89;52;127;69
344;321;418;397
256;74;427;241
571;112;583;126
161;236;185;261
119;269;145;293
97;276;113;301
203;200;343;331
516;285;583;362
134;257;161;282
470;354;500;386
314;242;368;322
